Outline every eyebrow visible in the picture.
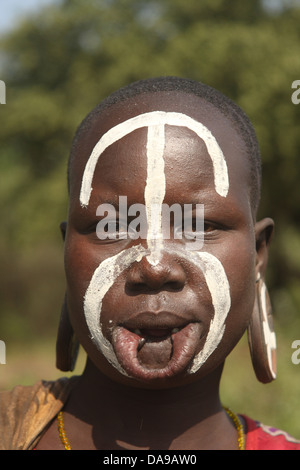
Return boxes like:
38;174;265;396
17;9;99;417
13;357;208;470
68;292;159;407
97;198;120;208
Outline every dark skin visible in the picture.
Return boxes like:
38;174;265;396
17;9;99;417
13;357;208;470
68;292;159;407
36;91;274;450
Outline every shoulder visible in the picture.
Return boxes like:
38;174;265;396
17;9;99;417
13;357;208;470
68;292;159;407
0;376;78;450
242;415;300;450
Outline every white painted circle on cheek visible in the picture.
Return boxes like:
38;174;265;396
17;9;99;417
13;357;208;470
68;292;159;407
83;245;148;376
83;247;231;377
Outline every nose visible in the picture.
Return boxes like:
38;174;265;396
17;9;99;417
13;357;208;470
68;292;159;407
125;252;187;293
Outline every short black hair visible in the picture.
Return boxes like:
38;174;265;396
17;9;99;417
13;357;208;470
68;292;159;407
68;76;261;213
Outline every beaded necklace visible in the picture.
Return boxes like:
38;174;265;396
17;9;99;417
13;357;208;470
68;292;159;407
223;407;246;450
57;411;72;450
57;407;245;450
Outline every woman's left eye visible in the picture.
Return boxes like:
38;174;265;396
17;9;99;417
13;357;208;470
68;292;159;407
203;222;218;233
174;220;219;238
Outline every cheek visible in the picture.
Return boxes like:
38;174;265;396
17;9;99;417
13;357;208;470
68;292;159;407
65;232;106;285
221;238;256;336
64;240;118;372
64;238;101;322
97;279;125;331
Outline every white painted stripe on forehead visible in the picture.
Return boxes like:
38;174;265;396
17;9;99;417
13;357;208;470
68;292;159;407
145;124;166;266
79;111;229;207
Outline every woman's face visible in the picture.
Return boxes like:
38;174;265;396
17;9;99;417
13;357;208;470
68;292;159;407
64;91;268;389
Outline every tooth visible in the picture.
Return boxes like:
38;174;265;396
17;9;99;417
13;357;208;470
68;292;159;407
171;328;180;334
137;338;146;351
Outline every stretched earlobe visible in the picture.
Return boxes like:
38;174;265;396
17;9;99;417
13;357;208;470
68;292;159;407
254;218;274;280
56;294;79;372
247;276;277;383
60;221;67;241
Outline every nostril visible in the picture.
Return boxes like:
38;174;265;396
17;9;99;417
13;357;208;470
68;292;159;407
125;257;186;294
166;279;185;292
125;280;151;294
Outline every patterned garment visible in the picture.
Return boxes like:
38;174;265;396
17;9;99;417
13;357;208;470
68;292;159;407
242;415;300;450
1;378;300;450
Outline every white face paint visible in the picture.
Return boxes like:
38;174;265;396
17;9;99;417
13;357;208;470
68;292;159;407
84;245;148;376
260;281;277;379
84;247;231;375
80;111;229;207
81;111;231;377
144;123;166;266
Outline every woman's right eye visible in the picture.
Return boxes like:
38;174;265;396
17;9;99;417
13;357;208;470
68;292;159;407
96;219;129;241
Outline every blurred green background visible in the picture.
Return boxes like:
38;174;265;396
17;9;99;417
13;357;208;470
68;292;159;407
0;0;300;439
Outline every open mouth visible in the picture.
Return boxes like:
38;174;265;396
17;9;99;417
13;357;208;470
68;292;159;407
111;317;203;381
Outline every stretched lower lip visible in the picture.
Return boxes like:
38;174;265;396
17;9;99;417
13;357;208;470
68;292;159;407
112;322;203;381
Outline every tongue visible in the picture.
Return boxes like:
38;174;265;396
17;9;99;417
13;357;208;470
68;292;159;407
137;337;173;369
112;323;202;381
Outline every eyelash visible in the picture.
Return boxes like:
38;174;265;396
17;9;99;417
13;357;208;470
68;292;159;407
86;218;224;244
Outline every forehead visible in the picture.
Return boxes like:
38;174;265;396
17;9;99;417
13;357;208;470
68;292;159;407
70;91;250;199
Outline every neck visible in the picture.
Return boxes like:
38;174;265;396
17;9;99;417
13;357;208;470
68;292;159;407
64;359;237;450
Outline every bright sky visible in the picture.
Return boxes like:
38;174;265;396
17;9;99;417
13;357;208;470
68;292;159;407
0;0;299;35
0;0;58;33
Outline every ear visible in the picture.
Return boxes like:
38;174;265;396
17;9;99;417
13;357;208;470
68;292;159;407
254;217;274;280
60;221;67;241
